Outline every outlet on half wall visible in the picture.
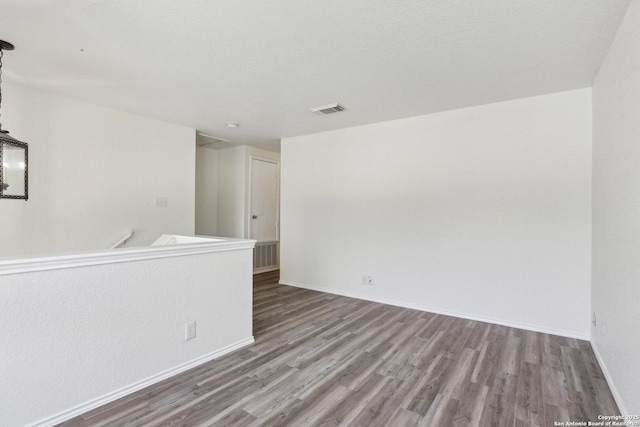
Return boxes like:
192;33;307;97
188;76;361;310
362;276;374;286
185;321;196;341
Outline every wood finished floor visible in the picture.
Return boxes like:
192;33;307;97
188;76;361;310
61;270;619;427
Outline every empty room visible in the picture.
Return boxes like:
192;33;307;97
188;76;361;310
0;1;639;426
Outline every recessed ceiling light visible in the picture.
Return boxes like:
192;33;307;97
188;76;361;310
227;123;239;128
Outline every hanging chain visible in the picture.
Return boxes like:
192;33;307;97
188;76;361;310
0;48;4;131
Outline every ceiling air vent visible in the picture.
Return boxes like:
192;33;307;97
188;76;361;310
197;133;233;149
310;103;346;115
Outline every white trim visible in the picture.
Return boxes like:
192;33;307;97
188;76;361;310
280;280;590;341
26;336;255;427
591;341;628;415
0;237;256;276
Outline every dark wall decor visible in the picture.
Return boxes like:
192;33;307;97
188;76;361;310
1;139;28;199
0;39;28;200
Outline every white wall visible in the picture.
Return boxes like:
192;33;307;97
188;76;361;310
217;145;280;239
0;83;195;258
195;145;218;236
0;244;254;427
281;89;592;338
592;0;640;415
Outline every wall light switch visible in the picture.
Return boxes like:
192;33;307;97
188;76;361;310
155;196;168;208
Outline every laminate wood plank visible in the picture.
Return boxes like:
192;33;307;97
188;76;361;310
406;354;454;416
581;345;606;380
438;322;475;359
257;382;352;427
561;345;590;394
394;307;426;325
418;393;461;426
260;350;383;426
386;407;421;427
453;380;489;427
185;365;300;425
193;345;293;391
541;366;569;407
61;271;620;427
159;376;264;427
471;339;503;386
376;328;429;378
516;362;545;426
542;334;563;370
242;357;340;418
465;322;493;351
205;408;257;427
57;397;148;426
498;333;522;376
440;347;479;400
414;331;447;369
479;372;518;427
565;387;598;423
405;336;431;367
522;330;542;365
312;373;390;426
593;377;621;415
318;303;384;341
348;377;413;427
296;352;368;402
331;319;406;362
544;403;570;426
255;297;347;340
416;313;448;339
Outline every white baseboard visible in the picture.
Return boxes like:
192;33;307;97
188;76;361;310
591;341;627;415
280;280;590;341
27;336;255;427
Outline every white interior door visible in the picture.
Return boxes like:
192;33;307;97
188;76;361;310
250;158;279;242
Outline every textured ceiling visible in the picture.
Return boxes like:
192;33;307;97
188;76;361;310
0;0;632;151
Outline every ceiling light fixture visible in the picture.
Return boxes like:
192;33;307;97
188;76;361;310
0;40;29;200
227;123;239;128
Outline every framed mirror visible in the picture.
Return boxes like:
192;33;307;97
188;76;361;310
0;138;28;200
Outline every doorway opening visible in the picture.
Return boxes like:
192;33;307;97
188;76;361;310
249;156;279;273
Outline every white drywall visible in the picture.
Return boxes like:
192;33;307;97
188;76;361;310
281;89;592;338
0;83;195;258
217;145;280;239
0;244;254;427
195;145;219;236
592;0;640;414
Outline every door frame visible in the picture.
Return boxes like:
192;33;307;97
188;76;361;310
247;155;280;242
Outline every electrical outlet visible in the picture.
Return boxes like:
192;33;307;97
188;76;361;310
592;312;597;327
363;275;374;286
185;321;196;340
